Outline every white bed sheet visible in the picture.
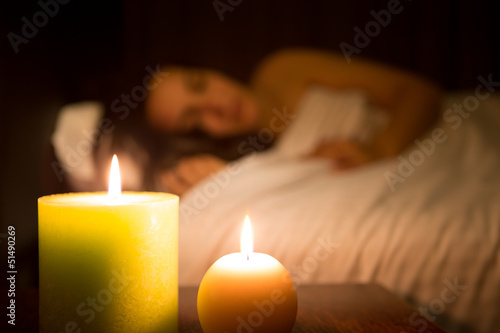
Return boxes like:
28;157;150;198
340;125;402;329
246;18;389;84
179;91;500;333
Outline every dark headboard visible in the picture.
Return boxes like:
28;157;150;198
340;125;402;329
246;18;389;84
118;0;498;92
4;0;497;102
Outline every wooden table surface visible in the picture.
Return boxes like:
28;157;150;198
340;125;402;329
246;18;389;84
4;284;445;332
179;284;445;332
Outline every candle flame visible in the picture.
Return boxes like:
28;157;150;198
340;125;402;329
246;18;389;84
108;155;121;198
240;215;253;260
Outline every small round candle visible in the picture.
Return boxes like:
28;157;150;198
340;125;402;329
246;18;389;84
197;216;297;333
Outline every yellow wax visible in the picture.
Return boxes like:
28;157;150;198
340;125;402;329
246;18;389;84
197;252;297;333
38;192;178;333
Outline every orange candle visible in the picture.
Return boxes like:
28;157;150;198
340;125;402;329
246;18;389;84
197;216;297;333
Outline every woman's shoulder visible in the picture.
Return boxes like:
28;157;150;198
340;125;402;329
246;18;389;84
249;49;347;112
250;48;355;93
251;48;342;83
250;49;335;100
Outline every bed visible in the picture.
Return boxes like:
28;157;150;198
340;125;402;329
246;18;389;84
178;89;500;333
49;88;500;332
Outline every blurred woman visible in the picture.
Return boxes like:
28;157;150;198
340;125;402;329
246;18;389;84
146;48;441;195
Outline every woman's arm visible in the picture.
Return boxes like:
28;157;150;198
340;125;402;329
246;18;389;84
252;49;442;159
160;154;227;195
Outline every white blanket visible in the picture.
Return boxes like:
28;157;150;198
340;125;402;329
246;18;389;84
179;89;500;333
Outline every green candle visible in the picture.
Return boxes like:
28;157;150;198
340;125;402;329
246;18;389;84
38;156;178;333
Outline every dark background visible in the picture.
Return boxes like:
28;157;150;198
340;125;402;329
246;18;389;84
0;0;499;291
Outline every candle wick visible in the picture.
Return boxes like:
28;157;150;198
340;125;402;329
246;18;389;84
246;253;249;261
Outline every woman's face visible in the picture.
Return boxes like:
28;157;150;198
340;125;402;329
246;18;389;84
146;67;260;137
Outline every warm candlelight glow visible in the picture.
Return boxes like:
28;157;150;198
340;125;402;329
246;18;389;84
108;154;121;198
240;215;253;259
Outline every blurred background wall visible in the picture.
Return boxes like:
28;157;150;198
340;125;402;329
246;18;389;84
0;0;499;287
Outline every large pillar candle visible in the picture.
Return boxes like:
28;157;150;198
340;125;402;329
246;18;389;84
38;157;178;333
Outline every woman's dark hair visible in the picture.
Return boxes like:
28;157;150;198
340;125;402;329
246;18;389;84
93;102;268;191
